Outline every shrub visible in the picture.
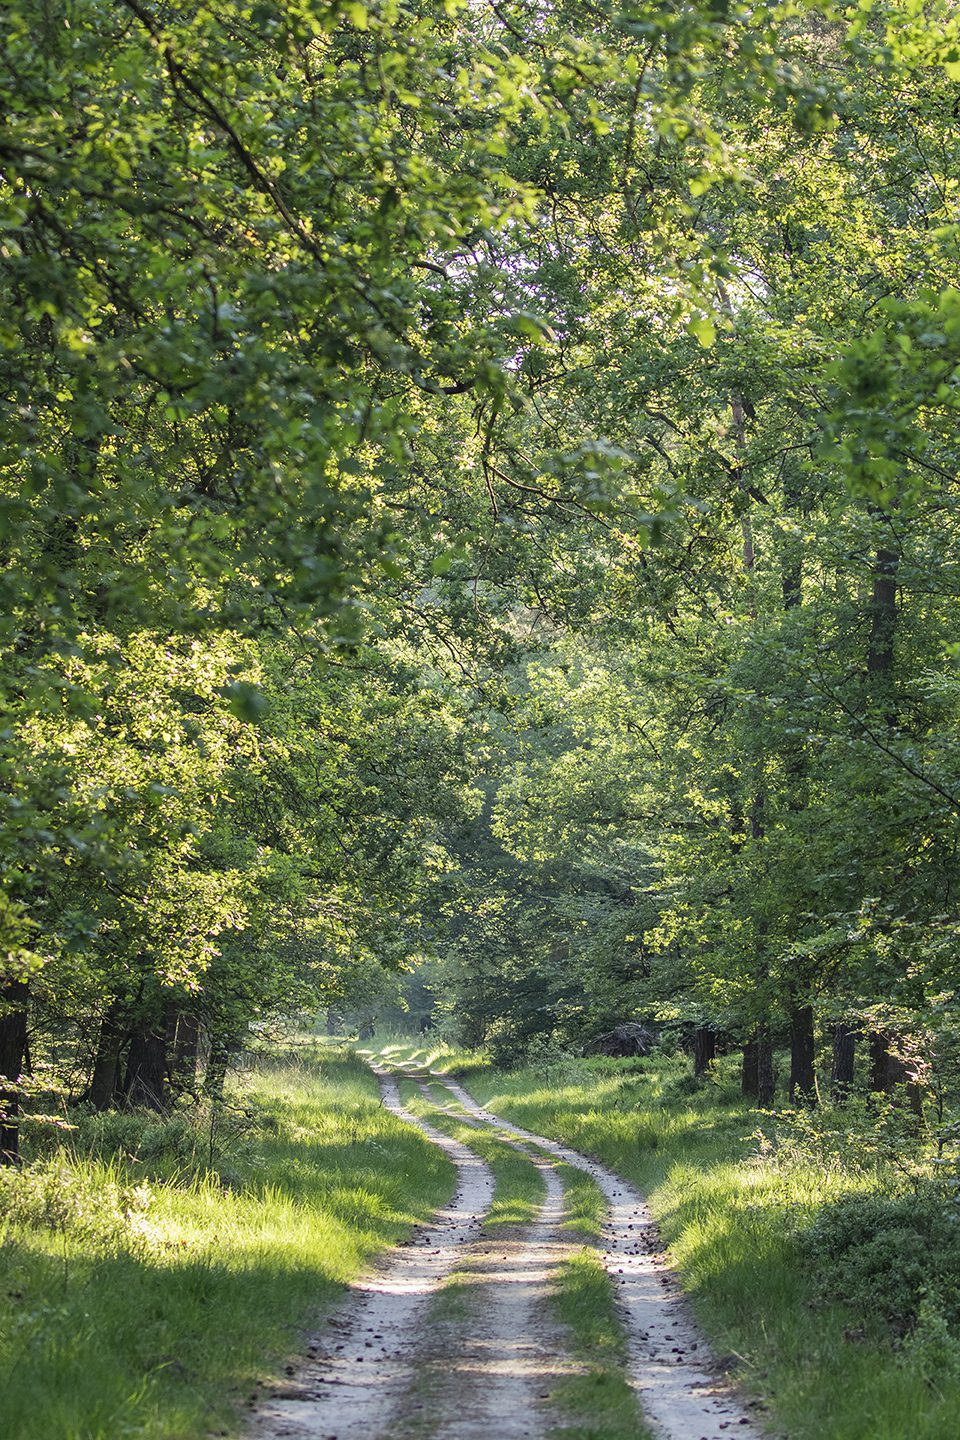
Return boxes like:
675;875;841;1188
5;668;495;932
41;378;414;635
0;1160;153;1253
804;1190;960;1337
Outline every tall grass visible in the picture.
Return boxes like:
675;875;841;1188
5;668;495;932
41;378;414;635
0;1044;454;1440
465;1054;960;1440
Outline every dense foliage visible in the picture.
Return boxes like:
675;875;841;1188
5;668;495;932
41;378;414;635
3;0;960;1148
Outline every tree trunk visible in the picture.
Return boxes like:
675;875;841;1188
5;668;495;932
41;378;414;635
0;981;29;1164
170;1012;200;1097
869;1029;924;1118
693;1026;717;1078
830;1021;858;1101
123;1018;169;1111
204;1032;241;1102
756;1027;775;1107
88;1000;127;1111
869;1030;902;1091
741;1036;759;1098
789;1004;816;1103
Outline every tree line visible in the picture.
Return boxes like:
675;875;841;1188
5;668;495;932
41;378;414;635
3;0;960;1154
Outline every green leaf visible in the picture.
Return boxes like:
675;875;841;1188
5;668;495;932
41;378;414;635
689;316;717;349
223;682;271;722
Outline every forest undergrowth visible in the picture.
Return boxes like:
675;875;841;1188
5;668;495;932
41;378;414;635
0;1044;453;1440
377;1036;960;1440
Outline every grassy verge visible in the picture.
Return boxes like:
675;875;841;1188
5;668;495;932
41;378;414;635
0;1043;454;1440
376;1039;960;1440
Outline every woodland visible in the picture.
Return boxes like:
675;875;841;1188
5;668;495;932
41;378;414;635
3;0;960;1434
5;0;960;1137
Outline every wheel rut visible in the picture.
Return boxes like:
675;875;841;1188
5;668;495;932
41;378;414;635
400;1079;579;1440
250;1067;495;1439
251;1061;766;1440
436;1072;765;1440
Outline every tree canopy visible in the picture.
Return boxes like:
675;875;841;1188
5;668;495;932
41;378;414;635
3;0;960;1144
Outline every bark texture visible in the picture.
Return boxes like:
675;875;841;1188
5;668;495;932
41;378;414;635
789;1004;816;1102
123;1017;169;1110
868;1030;924;1118
171;1011;200;1097
693;1027;717;1078
0;981;29;1163
830;1021;858;1101
89;1000;127;1111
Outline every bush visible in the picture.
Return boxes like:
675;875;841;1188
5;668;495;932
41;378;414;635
71;1109;202;1168
804;1189;960;1337
0;1160;153;1253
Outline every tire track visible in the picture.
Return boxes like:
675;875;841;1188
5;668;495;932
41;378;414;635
430;1071;766;1440
251;1067;495;1440
252;1066;580;1440
400;1078;580;1440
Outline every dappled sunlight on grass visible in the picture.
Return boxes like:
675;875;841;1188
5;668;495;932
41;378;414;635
404;1084;546;1230
0;1046;455;1440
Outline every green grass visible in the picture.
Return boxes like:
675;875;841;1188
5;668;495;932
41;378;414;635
0;1043;455;1440
547;1147;648;1440
400;1079;545;1230
453;1051;960;1440
556;1163;606;1240
549;1249;651;1440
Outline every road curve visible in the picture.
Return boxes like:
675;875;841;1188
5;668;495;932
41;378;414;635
434;1071;765;1440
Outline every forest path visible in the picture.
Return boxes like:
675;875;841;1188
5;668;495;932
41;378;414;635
432;1071;766;1440
250;1064;575;1440
251;1062;765;1440
250;1067;495;1439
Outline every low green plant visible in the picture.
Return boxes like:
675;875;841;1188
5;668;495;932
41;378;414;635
805;1188;960;1337
0;1157;152;1253
556;1163;606;1238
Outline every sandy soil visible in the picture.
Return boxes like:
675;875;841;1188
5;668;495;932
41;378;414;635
250;1070;494;1439
250;1062;766;1440
438;1074;766;1440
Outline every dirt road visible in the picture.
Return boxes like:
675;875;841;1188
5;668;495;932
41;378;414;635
251;1063;764;1440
